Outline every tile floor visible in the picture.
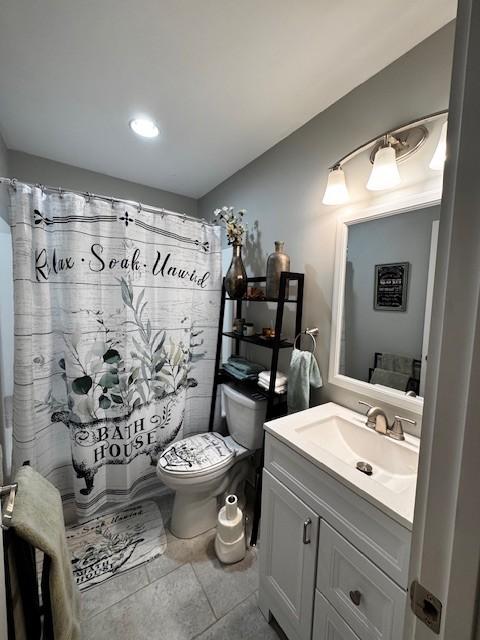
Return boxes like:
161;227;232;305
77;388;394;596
80;493;284;640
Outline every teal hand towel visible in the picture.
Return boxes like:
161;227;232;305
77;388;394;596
287;348;323;414
227;356;265;375
223;363;258;381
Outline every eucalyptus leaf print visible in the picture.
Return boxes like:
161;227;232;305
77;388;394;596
72;376;93;395
11;183;221;517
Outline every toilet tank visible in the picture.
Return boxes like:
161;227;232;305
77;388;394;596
222;384;267;450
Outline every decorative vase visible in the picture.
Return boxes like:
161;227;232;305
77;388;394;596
225;243;247;299
266;241;290;299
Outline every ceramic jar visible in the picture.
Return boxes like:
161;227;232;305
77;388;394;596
266;241;290;299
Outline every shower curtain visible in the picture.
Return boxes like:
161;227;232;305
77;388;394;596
9;183;221;518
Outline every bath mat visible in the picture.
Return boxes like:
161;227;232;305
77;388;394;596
66;500;167;590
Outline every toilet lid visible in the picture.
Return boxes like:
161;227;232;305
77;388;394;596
158;433;235;476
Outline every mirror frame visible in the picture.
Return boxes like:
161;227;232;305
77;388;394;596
329;184;442;415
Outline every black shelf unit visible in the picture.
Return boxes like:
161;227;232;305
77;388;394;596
208;272;304;545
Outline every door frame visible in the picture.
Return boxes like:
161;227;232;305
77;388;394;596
408;2;480;637
419;220;439;398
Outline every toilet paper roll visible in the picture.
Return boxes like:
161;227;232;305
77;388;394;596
225;494;238;521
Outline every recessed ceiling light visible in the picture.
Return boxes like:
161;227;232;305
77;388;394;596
129;118;159;138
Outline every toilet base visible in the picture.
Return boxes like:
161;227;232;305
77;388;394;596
165;458;250;539
170;490;218;539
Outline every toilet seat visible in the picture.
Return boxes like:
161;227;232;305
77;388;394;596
158;432;235;479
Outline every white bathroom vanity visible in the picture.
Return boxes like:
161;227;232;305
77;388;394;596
258;402;419;640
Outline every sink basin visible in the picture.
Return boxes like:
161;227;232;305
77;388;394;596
295;415;418;494
264;402;420;528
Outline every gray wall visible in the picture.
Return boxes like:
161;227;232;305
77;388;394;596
8;151;198;218
344;206;440;382
199;23;454;426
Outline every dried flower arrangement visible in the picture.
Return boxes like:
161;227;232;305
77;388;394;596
213;206;247;246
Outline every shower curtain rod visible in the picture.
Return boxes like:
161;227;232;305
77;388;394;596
0;176;215;227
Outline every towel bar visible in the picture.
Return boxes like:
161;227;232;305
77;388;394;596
294;327;319;352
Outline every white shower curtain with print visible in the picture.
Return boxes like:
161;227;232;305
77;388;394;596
10;184;221;518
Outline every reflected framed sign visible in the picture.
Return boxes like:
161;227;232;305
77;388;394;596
374;262;409;311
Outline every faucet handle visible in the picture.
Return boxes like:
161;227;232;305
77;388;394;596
358;401;373;414
390;415;417;441
394;415;416;425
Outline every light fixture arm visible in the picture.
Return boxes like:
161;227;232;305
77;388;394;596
330;109;448;170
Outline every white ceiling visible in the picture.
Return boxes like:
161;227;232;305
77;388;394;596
0;1;456;198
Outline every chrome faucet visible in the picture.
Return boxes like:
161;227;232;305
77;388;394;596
358;402;416;441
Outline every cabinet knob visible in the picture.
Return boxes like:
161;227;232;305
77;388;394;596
349;590;362;606
302;518;312;544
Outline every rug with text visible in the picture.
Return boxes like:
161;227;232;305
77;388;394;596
66;500;167;590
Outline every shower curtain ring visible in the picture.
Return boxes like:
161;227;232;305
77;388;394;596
161;208;165;219
201;218;206;228
182;213;187;223
9;178;17;192
111;198;115;209
137;202;142;213
58;188;64;199
85;192;92;203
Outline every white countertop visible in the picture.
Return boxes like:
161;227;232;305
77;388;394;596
264;402;420;530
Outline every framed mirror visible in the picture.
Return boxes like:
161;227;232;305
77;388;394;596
329;188;442;413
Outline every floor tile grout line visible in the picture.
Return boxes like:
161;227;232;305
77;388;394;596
81;564;151;622
190;545;259;620
82;562;191;624
82;537;187;620
145;555;187;585
190;590;260;639
190;560;219;622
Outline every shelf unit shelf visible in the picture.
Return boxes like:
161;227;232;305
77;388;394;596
208;271;304;547
216;368;288;403
226;297;299;304
221;331;294;349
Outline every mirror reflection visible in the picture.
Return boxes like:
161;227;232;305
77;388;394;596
339;205;440;398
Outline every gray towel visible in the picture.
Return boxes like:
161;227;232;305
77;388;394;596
370;367;410;391
379;353;414;376
287;349;323;414
11;466;81;640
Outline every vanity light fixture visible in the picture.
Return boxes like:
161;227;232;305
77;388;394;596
367;140;401;191
129;117;159;139
322;110;448;205
429;121;448;171
322;165;350;205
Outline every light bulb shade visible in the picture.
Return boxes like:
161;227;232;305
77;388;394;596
367;146;401;191
322;167;349;205
429;121;448;171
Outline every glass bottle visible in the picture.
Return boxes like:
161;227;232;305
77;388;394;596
225;243;247;299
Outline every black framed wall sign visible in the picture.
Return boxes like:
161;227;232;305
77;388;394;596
374;262;409;311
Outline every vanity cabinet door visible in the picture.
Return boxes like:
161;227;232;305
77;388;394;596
317;521;406;640
259;470;319;640
313;591;361;640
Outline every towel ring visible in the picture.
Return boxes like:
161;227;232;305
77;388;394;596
294;328;319;352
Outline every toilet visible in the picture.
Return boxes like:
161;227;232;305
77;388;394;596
156;384;267;539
